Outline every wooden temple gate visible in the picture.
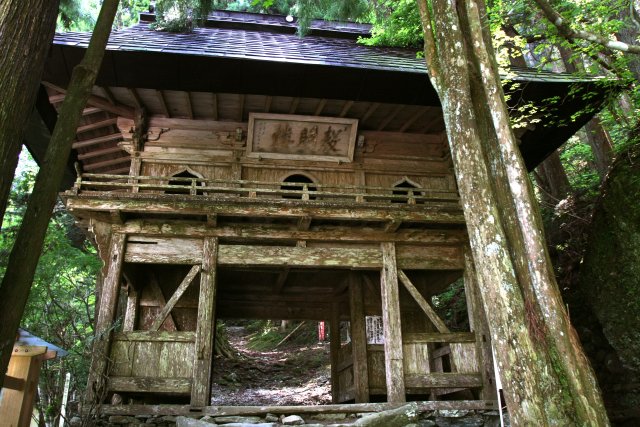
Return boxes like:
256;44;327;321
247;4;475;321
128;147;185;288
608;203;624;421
37;8;605;416
68;168;496;410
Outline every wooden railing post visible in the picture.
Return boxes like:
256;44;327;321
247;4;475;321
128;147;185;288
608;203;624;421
190;178;197;196
302;183;310;201
408;190;416;205
128;156;141;193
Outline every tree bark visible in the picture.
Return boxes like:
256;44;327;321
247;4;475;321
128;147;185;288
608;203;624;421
417;0;608;424
0;0;121;389
0;0;60;226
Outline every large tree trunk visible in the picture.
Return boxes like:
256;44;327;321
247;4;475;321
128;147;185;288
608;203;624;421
0;0;121;389
417;0;608;424
0;0;60;226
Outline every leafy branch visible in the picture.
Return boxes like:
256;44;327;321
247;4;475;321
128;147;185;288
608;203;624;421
533;0;640;54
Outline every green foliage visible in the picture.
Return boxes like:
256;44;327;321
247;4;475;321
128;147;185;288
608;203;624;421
361;0;422;48
58;0;96;31
246;320;317;350
1;150;101;422
431;279;469;331
247;0;370;35
560;135;602;197
154;0;214;32
57;0;150;31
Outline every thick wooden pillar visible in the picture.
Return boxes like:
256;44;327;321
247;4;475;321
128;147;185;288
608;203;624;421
86;232;126;403
330;302;341;403
380;242;405;403
191;237;218;407
349;273;370;403
463;250;497;400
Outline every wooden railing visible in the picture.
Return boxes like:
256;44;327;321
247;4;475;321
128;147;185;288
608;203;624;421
68;173;459;205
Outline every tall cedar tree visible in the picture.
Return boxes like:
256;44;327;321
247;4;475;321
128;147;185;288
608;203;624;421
417;0;609;424
0;1;60;226
0;0;121;389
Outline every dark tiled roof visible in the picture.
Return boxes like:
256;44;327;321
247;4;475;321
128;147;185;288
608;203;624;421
54;23;428;74
54;23;604;83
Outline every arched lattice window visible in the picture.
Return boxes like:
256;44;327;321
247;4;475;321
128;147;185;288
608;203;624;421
392;179;423;204
166;170;204;195
281;174;316;200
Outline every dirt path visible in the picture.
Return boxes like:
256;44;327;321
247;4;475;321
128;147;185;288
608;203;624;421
210;325;332;406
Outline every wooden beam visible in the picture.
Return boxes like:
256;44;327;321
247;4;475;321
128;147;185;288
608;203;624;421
113;221;468;245
361;102;381;123
157;90;170;117
101;86;117;105
377;105;404;131
150;265;201;331
83;106;102;116
314;99;327;116
2;375;24;391
113;331;195;342
380;242;405;403
273;268;290;294
127;88;143;110
0;354;42;426
384;219;402;233
148;273;177;331
77;146;125;160
86;232;126;403
76;117;118;134
398;270;450;334
238;94;245;122
330;302;341;403
83;156;130;171
108;377;191;394
211;93;218;120
404;373;483;389
122;242;464;270
399;107;427;133
66;196;465;226
463;250;496;400
42;82;135;118
297;216;312;231
264;96;272;113
122;285;139;332
185;92;194;120
288;98;300;114
418;111;444;133
404;332;475;343
191;237;218;407
118;116;247;132
72;133;121;149
339;100;354;118
99;400;499;416
349;273;370;403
